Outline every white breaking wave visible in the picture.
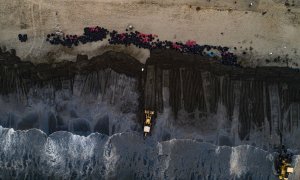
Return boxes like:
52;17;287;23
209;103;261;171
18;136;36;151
0;126;299;180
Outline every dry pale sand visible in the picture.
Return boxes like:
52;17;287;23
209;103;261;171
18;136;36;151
0;0;299;67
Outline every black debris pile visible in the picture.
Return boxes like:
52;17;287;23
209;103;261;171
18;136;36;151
18;34;28;42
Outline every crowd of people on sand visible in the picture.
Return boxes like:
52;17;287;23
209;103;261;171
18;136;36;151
46;26;109;47
45;26;239;66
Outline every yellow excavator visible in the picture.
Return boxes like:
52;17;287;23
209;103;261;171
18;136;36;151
275;145;294;180
144;110;154;137
278;159;294;180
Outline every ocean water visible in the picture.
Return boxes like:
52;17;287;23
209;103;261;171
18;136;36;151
1;126;299;180
0;69;299;179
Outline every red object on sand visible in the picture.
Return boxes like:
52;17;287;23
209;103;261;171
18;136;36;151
186;40;196;47
119;33;126;41
172;43;182;50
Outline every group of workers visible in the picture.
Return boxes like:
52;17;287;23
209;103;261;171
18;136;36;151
46;26;109;47
45;26;239;66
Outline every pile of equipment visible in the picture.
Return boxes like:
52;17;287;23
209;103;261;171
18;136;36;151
18;34;27;42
